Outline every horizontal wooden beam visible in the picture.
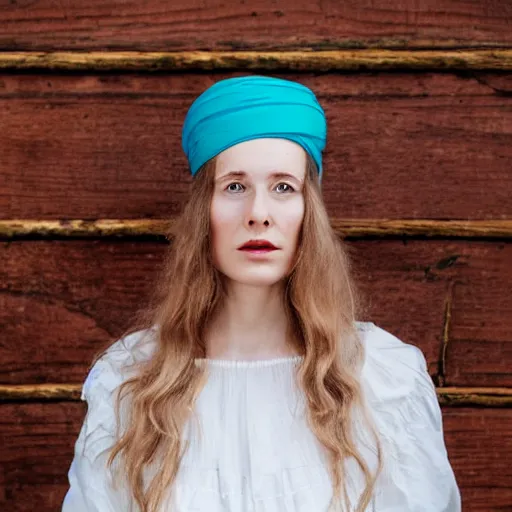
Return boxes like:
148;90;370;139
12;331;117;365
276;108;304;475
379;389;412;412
1;219;511;240
0;50;511;71
0;219;172;239
1;384;510;406
437;387;512;407
0;384;81;401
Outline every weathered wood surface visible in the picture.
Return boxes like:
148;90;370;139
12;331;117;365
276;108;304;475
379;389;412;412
0;1;511;51
1;239;510;386
355;239;512;387
0;403;510;511
2;219;512;240
2;384;512;407
1;4;509;512
1;72;511;220
437;387;512;407
441;407;512;510
2;50;512;72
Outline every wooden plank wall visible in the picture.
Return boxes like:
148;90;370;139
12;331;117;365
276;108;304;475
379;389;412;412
0;1;511;510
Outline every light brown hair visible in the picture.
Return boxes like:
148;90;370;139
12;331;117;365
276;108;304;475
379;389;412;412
91;154;383;511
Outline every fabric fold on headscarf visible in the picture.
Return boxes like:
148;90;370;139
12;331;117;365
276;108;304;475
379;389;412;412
181;75;327;180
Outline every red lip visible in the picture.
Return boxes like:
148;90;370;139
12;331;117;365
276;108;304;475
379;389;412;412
238;239;278;250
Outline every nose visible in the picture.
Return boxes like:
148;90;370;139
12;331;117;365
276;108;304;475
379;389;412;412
245;187;271;227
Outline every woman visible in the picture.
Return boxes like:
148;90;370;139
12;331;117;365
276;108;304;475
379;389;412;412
62;75;461;511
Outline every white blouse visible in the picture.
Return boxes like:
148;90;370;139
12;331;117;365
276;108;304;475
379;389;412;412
62;321;461;511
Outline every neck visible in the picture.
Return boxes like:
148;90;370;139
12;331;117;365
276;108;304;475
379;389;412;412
203;280;299;360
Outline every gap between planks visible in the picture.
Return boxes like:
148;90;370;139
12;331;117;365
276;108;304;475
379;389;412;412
0;384;510;406
0;49;511;71
1;219;512;239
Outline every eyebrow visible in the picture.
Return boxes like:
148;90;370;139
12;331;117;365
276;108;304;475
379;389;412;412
216;171;303;182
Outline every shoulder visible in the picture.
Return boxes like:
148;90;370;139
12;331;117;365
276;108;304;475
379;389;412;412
81;325;158;403
354;321;439;426
355;320;429;382
77;326;159;463
353;322;461;510
356;320;427;374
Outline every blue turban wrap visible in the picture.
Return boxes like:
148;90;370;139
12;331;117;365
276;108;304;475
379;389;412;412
181;75;327;181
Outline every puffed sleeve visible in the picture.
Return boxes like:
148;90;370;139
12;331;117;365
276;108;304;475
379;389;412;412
359;322;462;512
62;336;142;512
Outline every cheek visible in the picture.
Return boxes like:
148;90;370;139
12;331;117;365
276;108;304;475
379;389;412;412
280;203;304;240
210;199;240;247
211;208;237;228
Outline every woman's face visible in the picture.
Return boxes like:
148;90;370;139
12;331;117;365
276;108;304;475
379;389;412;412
210;138;306;287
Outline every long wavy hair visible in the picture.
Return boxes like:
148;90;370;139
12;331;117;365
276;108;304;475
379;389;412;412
91;153;383;512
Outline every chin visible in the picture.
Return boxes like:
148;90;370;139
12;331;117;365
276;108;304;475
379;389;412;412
226;271;286;287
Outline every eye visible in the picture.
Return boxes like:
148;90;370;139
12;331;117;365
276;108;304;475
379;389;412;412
226;182;244;192
275;183;295;193
225;182;295;193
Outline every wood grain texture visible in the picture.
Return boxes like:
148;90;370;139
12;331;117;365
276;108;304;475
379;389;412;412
446;239;512;386
1;239;510;386
2;218;512;239
438;387;512;407
0;384;81;401
354;239;512;387
0;403;510;511
0;4;509;512
1;72;511;220
0;1;511;51
1;50;512;71
0;402;84;510
442;408;512;510
2;384;511;406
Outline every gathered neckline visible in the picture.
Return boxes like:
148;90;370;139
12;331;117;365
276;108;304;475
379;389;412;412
151;321;375;370
194;355;304;369
191;322;376;369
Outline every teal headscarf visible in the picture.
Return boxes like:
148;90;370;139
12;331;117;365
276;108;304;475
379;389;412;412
181;75;327;181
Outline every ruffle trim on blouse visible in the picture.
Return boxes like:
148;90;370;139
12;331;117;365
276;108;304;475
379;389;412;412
194;355;303;369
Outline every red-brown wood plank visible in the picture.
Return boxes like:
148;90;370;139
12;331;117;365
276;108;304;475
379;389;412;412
0;1;511;51
0;402;85;511
445;241;512;387
0;403;510;511
1;72;511;220
1;239;510;386
354;239;512;387
442;407;512;511
0;240;163;384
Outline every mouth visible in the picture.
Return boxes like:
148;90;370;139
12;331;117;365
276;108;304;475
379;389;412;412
238;240;279;251
239;247;278;253
238;242;279;254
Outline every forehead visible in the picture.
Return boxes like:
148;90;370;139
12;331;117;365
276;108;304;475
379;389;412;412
215;138;307;178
